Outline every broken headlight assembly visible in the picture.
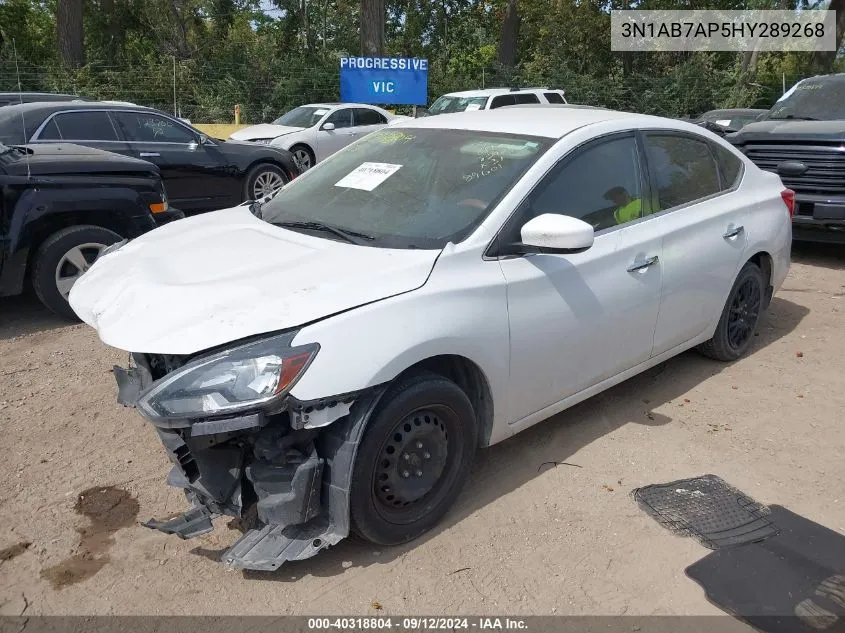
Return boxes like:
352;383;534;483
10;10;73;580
137;332;318;420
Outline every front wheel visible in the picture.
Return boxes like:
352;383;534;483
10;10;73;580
697;261;764;361
350;372;478;546
32;225;122;320
244;163;289;201
289;144;314;172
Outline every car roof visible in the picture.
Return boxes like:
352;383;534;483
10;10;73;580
302;102;385;109
0;101;156;116
441;87;561;98
395;107;670;139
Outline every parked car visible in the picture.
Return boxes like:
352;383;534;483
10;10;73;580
0;141;176;318
0;92;85;107
69;107;791;571
421;87;568;116
0;102;299;215
692;109;768;133
228;103;408;171
728;74;845;243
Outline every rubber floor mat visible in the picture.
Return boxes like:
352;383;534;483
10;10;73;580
686;505;845;633
632;474;779;549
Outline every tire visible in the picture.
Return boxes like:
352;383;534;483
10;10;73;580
350;372;478;546
289;144;315;172
244;162;289;201
697;261;765;362
32;225;122;320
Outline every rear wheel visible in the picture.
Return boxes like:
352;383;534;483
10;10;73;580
697;261;764;361
350;372;478;546
32;225;122;320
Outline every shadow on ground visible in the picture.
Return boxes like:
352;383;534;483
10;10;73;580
226;296;809;581
0;293;72;341
791;242;845;271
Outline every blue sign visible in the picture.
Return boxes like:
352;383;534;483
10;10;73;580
339;57;428;106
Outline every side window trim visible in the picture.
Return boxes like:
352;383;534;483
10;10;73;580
31;109;122;143
641;128;737;216
486;130;648;259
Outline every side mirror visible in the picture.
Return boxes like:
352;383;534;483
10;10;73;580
198;133;210;145
516;214;594;254
322;122;336;131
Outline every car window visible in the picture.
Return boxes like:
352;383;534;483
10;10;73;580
513;93;540;104
711;143;743;190
325;109;353;129
544;92;565;104
36;118;62;140
111;112;196;143
428;95;489;114
645;134;721;210
354;108;387;126
490;95;516;109
42;111;118;141
526;135;644;232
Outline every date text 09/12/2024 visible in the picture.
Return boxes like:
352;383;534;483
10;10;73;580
307;617;528;630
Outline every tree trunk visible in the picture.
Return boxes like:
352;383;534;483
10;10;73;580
56;0;85;67
497;0;519;70
361;0;385;56
813;0;845;71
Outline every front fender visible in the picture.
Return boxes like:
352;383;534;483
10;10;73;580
289;252;511;431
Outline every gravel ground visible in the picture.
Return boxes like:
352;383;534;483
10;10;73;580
1;243;843;616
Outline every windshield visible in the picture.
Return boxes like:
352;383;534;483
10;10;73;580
428;96;489;115
767;77;845;121
258;127;553;249
272;106;330;128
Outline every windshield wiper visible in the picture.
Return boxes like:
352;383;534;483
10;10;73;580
271;220;375;245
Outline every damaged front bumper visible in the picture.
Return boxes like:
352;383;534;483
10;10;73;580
114;354;382;571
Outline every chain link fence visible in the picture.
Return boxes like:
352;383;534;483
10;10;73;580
0;59;807;124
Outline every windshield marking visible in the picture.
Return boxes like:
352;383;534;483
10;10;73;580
335;162;403;191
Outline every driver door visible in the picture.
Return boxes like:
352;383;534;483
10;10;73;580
496;133;664;426
315;108;357;161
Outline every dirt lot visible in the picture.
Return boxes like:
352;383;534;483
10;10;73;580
1;243;844;617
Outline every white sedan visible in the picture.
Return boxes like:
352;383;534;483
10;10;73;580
70;108;792;571
229;102;408;171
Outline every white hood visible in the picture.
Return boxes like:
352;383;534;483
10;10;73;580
69;207;440;354
229;124;305;141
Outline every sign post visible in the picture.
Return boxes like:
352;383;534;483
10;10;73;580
339;57;428;106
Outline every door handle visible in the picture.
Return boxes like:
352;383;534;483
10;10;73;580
627;255;659;273
139;152;160;157
723;225;745;239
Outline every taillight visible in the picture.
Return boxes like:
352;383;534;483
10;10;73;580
781;189;795;217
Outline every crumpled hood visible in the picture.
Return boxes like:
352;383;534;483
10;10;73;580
229;124;304;141
69;206;440;354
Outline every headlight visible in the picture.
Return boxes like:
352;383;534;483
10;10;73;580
253;138;272;145
137;332;318;420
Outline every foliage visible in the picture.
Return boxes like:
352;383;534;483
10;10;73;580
0;0;840;122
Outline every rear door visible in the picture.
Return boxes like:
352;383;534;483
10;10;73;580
110;110;234;212
645;131;749;356
352;107;389;138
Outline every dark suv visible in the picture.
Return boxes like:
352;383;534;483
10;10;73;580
0;102;299;215
728;74;845;243
1;141;176;318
